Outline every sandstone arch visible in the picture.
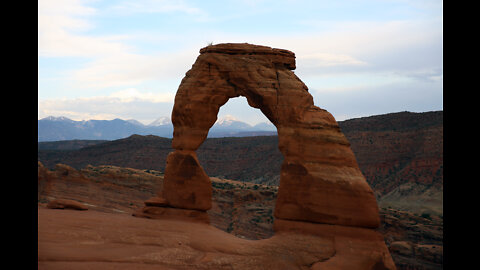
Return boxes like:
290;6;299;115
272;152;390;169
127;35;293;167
158;43;380;229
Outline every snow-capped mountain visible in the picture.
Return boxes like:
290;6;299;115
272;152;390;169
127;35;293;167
215;115;239;125
41;116;76;123
148;116;171;126
213;115;252;130
38;115;277;141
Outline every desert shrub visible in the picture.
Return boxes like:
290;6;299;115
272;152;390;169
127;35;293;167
226;222;233;233
421;213;432;220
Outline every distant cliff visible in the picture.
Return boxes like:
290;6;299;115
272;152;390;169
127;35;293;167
338;111;443;214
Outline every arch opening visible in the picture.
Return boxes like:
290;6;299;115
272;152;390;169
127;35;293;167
193;96;281;239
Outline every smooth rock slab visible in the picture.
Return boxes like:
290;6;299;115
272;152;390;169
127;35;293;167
38;207;394;270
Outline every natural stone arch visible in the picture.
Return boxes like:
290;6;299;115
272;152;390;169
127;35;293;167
158;43;380;229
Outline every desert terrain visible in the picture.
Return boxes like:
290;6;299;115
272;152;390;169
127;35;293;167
38;161;442;269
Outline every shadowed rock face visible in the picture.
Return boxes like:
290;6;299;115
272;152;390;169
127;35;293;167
163;43;379;228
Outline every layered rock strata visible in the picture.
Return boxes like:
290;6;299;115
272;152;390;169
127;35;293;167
136;43;395;269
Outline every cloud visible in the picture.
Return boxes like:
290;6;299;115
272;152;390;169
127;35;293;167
38;0;96;30
109;88;175;103
69;50;198;89
38;0;132;58
309;79;443;121
109;0;206;16
38;0;205;91
297;52;367;68
38;89;175;123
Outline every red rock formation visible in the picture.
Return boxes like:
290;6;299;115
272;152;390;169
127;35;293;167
38;162;162;214
136;43;395;269
157;43;379;228
162;150;212;211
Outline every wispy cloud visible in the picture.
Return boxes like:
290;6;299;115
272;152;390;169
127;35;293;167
264;19;442;83
109;0;205;15
38;88;175;123
38;0;132;58
38;0;204;92
69;50;198;89
297;52;367;68
108;88;175;103
106;0;210;21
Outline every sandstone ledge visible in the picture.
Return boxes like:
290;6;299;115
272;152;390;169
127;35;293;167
199;43;295;58
199;43;296;70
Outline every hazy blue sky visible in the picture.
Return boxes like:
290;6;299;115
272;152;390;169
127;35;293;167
38;0;442;125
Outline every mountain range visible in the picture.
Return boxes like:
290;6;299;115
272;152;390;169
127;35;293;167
38;115;276;141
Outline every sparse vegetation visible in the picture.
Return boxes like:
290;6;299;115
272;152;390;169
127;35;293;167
421;212;432;220
226;222;234;233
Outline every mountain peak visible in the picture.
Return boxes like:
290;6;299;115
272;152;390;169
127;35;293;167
41;116;74;122
127;119;145;126
216;115;240;125
148;116;171;126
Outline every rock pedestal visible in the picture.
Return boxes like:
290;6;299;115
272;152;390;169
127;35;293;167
162;150;212;211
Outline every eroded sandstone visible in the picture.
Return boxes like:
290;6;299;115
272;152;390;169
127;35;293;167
132;42;395;269
157;43;380;228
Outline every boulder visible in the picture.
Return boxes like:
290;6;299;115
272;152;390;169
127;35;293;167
47;199;88;211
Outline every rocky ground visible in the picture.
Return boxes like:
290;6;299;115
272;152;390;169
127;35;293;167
39;206;383;270
38;162;442;269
